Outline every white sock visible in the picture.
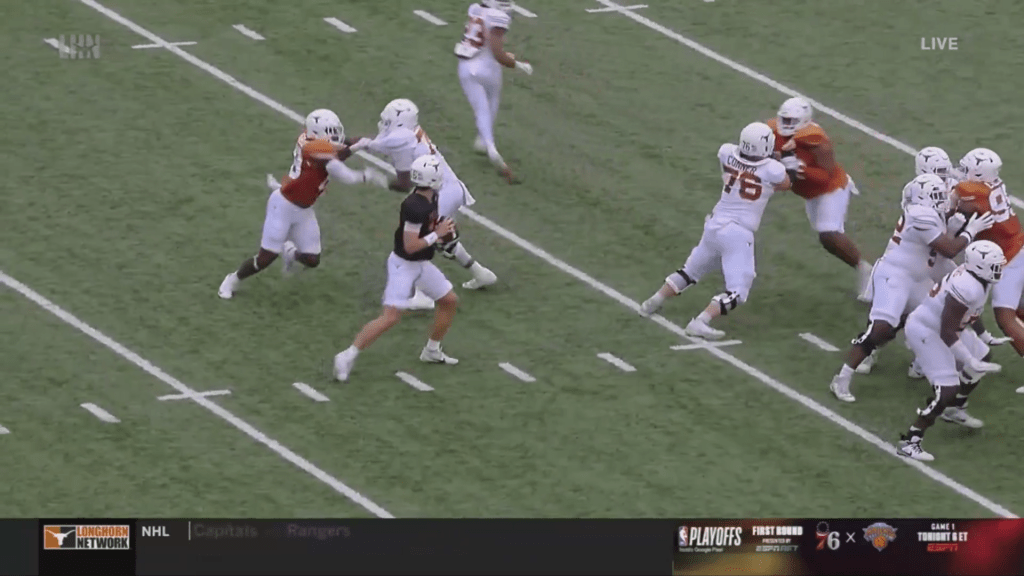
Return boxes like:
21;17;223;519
228;272;240;284
696;310;713;324
426;339;441;351
454;244;475;268
858;260;872;273
346;345;360;358
647;292;666;307
839;364;854;379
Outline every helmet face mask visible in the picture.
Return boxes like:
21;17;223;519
902;174;949;213
964;240;1006;283
775;97;812;136
958;148;1002;183
305;109;344;145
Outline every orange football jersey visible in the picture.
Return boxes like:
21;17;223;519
281;139;334;208
954;180;1024;262
766;118;848;200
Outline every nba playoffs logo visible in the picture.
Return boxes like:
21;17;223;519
44;525;130;550
677;526;688;549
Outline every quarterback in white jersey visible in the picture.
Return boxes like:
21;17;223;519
455;0;533;182
639;122;791;339
829;174;994;402
349;99;497;310
896;241;1005;461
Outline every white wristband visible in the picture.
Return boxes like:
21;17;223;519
423;232;439;245
958;230;974;243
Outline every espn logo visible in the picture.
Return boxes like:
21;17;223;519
44;525;130;550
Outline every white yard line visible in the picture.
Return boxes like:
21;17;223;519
81;402;119;423
596;352;636;372
42;38;72;55
586;4;646;12
158;390;232;401
132;41;196;49
323;17;357;34
72;0;1019;519
395;372;434;392
292;382;330;402
499;363;536;382
511;4;537;18
670;339;742;351
232;24;264;41
0;270;390;518
412;10;447;26
799;333;840;352
592;0;1024;210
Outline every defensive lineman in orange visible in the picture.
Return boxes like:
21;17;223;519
767;97;873;297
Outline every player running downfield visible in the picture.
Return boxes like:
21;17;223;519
639;122;792;339
349;99;498;310
454;0;533;182
333;156;460;382
767;97;873;299
896;241;1005;461
218;109;388;299
828;174;994;402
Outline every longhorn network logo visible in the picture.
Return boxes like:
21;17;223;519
44;525;130;550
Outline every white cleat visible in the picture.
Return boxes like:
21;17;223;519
897;437;934;461
218;273;239;300
908;364;925;379
266;173;281;191
855;349;878;375
281;241;298;276
462;266;497;290
487;147;516;183
406;288;435;310
684;318;725;341
333;349;357;382
829;375;856;403
1017;385;1024;394
473;136;487;154
940;406;984;428
419;346;459;365
638;297;661;318
972;360;1002;374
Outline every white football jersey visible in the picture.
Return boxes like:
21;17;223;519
908;265;991;334
708;143;787;232
877;204;945;281
454;3;511;63
370;126;456;184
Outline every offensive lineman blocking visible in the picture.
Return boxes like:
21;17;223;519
455;0;533;182
349;99;498;310
639;122;792;339
897;241;1005;461
333;156;460;382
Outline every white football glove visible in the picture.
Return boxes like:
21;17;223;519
781;155;804;175
514;60;533;75
952;340;1001;374
348;137;374;152
848;176;860;196
980;331;1013;346
962;212;996;240
362;167;389;189
266;174;281;191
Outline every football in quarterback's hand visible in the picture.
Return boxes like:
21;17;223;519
435;217;458;244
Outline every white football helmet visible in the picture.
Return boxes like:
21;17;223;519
901;173;949;213
410;155;444;189
304;109;344;144
964;240;1006;283
775;97;813;136
915;147;954;178
736;122;776;160
959;148;1002;183
378;99;419;135
482;0;514;12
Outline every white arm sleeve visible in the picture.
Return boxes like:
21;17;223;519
325;159;365;185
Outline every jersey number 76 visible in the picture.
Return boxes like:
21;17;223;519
722;166;762;201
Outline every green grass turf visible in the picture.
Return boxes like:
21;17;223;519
0;0;1019;517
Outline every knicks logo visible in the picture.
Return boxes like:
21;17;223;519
863;522;897;551
44;525;130;550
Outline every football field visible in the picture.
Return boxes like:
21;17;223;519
3;0;1022;518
